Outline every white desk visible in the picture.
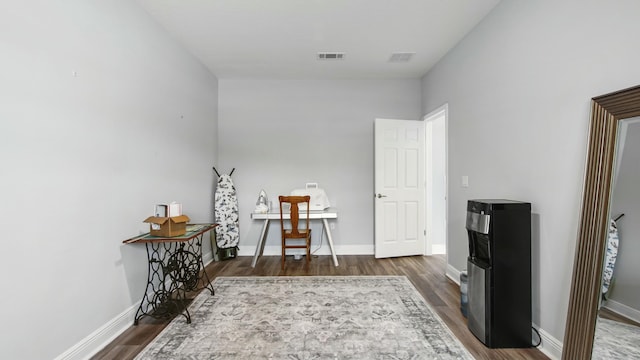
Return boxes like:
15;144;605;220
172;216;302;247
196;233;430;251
251;208;338;267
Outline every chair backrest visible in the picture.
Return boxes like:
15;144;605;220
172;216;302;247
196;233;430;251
279;195;311;237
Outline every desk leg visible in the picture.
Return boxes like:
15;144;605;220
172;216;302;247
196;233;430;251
322;218;339;267
134;242;192;325
133;242;160;325
251;219;270;267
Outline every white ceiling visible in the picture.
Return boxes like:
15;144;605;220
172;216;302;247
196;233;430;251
136;0;501;79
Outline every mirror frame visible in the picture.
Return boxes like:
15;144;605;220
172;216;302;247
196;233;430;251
563;85;640;359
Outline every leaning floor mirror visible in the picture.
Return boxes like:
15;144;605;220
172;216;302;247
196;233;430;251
563;85;640;359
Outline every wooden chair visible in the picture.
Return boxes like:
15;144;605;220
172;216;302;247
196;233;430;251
279;195;312;270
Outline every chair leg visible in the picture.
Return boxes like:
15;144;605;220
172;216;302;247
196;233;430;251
306;235;311;266
281;239;285;270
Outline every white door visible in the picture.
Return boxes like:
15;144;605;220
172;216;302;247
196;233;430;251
374;118;425;258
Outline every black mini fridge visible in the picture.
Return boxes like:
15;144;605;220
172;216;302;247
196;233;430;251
466;199;531;348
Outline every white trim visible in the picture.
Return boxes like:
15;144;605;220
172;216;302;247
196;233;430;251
446;263;461;285
603;299;640;324
425;119;434;255
534;324;563;360
432;244;446;254
55;255;216;360
202;248;214;265
54;303;137;360
445;264;563;360
423;104;449;259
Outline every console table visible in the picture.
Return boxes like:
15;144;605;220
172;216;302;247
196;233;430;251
123;223;217;324
251;209;338;267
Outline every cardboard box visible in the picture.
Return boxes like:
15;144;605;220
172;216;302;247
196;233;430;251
144;215;190;237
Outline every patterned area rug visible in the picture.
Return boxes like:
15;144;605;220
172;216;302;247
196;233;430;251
135;276;474;359
593;317;640;359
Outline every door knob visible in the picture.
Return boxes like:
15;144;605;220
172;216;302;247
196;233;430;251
376;194;387;198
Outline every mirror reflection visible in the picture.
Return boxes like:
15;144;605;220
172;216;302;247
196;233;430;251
592;117;640;359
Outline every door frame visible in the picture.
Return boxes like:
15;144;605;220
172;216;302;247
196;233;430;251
423;104;449;257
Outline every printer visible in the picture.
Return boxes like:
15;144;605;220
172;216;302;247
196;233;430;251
290;183;331;211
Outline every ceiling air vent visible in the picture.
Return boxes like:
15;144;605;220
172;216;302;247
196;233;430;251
389;52;415;63
317;52;345;60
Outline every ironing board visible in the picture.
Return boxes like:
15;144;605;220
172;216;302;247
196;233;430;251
602;219;619;300
214;173;239;250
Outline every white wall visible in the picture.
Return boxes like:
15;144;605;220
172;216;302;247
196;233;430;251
0;1;218;359
421;0;640;352
218;79;421;257
609;122;640;311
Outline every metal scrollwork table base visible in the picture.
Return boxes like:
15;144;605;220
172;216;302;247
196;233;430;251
123;224;218;325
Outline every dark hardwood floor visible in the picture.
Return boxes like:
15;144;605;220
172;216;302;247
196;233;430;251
92;255;549;360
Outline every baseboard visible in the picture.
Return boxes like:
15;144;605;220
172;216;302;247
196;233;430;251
237;244;374;257
54;303;138;360
55;251;216;360
602;299;640;324
432;244;446;254
202;248;214;266
445;264;563;359
446;263;461;285
534;324;563;360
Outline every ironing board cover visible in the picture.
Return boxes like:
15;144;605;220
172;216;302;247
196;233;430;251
601;219;619;299
214;174;239;248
